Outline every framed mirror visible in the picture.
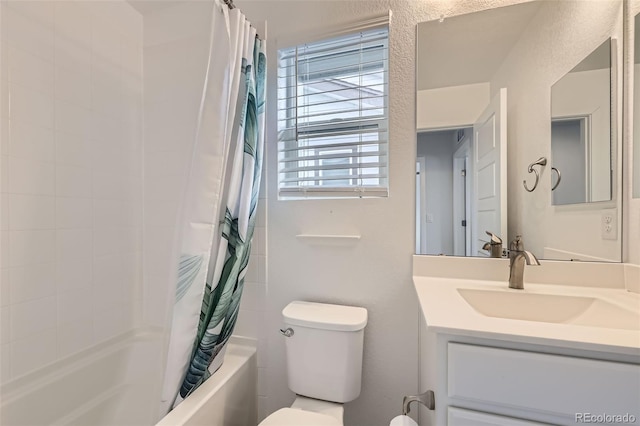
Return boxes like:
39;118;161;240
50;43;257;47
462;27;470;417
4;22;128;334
416;0;623;262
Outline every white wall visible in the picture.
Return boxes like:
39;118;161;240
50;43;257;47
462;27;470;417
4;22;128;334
489;0;623;261
236;0;537;424
417;130;455;255
0;0;143;382
626;1;640;265
552;68;612;204
417;83;489;131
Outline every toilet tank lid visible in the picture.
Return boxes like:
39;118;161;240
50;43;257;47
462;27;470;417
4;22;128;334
282;301;368;331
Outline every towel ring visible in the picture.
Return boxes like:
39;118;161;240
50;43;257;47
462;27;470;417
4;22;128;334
551;167;561;191
523;157;547;192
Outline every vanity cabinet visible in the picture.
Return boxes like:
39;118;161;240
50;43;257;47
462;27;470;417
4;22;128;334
419;323;640;426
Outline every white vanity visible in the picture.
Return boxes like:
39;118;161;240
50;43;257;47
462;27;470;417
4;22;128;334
413;256;640;426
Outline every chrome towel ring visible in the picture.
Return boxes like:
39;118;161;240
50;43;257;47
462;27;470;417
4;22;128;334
551;167;561;191
523;157;547;192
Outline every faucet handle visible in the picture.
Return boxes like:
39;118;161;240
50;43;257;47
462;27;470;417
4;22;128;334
510;235;524;252
485;231;502;244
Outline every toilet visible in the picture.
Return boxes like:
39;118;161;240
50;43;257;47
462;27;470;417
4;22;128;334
259;301;368;426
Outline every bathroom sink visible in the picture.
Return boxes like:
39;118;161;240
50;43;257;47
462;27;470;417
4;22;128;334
457;288;640;330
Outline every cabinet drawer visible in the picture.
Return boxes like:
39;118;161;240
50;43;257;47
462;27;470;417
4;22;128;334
448;343;640;418
448;407;549;426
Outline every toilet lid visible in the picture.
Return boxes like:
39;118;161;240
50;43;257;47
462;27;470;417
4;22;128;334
259;408;341;426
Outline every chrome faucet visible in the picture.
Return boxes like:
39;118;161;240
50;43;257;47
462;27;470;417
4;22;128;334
508;236;540;289
482;231;503;258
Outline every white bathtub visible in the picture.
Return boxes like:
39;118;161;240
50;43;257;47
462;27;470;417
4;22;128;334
157;337;257;426
0;329;257;426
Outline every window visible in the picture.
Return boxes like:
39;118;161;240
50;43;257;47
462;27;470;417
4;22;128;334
277;26;389;198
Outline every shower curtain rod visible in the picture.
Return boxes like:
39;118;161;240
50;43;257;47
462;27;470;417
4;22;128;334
223;0;235;9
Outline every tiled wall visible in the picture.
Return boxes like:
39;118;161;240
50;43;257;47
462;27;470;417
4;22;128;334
0;0;143;382
142;0;211;326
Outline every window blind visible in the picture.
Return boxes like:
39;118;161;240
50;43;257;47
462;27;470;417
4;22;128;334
277;27;389;198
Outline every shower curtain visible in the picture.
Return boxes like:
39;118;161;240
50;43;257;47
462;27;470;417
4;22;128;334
159;0;266;414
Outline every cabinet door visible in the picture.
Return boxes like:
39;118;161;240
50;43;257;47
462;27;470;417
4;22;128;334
448;343;640;419
448;407;550;426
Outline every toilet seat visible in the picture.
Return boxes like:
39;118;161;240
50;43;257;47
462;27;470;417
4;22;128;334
259;408;341;426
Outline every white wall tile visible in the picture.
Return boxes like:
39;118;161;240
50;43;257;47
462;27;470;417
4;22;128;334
55;130;91;166
1;269;9;306
55;63;91;108
56;258;92;293
55;165;91;198
93;172;126;200
0;343;10;382
56;197;92;229
9;230;55;267
8;47;54;95
54;36;91;77
9;263;55;304
143;37;207;104
0;156;8;193
57;288;92;325
144;99;198;153
8;120;54;162
1;119;9;157
1;0;143;382
11;328;56;377
91;21;120;67
54;1;91;44
92;254;125;311
6;5;55;63
0;231;8;269
9;84;54;129
56;229;92;264
245;255;266;283
0;307;9;344
0;194;9;231
55;100;91;138
57;318;92;358
143;1;211;48
8;194;54;230
90;112;121;144
10;295;56;340
5;1;54;29
93;305;127;342
258;366;267;397
8;157;55;195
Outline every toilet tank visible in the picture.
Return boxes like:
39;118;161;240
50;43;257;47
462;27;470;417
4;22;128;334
282;301;368;403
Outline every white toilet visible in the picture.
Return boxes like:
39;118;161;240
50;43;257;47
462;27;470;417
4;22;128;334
259;301;368;426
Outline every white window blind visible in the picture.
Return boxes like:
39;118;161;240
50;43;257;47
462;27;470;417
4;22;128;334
277;26;389;199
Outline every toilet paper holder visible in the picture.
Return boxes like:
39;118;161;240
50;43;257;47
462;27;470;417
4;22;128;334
402;390;435;415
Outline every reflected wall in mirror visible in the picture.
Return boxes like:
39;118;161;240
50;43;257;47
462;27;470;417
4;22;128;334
551;39;612;206
416;0;623;262
634;13;640;198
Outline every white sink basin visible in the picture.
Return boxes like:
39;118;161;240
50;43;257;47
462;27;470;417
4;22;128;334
458;288;640;330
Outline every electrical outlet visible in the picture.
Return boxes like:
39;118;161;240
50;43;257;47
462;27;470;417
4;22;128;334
601;210;617;240
426;213;434;223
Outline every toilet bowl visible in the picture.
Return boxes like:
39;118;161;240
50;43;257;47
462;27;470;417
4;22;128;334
258;301;368;426
259;396;343;426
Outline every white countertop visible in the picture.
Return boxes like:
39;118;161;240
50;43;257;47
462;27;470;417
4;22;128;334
413;258;640;357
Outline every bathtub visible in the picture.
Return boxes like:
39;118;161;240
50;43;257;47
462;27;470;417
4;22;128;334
0;329;257;426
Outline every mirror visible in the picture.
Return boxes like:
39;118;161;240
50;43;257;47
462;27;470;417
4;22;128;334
551;39;612;206
416;0;623;262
